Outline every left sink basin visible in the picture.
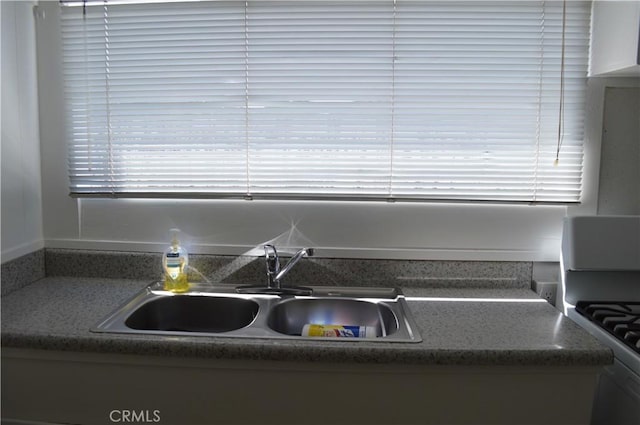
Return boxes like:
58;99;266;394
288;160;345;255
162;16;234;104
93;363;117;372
92;282;268;337
125;296;259;333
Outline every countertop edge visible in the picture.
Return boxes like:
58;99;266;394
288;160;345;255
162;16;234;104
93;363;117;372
0;331;613;367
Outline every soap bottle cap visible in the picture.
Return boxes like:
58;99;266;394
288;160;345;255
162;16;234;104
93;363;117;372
169;228;180;247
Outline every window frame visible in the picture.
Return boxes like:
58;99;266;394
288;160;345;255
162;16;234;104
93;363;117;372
34;1;607;262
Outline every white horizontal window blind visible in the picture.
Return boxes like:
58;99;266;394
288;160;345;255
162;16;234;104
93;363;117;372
60;0;591;202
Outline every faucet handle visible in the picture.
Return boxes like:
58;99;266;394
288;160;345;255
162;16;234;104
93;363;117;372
263;244;280;275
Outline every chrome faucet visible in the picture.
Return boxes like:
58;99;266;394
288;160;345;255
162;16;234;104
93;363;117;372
237;244;314;295
264;244;314;289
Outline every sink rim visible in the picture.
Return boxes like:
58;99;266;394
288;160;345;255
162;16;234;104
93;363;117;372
91;282;422;343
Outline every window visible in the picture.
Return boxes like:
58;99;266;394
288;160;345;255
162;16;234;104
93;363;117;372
60;0;591;202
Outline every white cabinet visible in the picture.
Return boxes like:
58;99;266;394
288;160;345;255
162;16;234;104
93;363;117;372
589;1;640;77
2;348;601;425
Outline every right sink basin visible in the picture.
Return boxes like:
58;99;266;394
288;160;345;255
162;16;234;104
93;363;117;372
267;298;399;338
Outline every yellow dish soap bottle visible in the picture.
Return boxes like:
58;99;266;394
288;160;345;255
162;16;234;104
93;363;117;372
163;228;189;293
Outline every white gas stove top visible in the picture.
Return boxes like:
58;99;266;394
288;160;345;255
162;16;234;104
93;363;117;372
561;216;640;425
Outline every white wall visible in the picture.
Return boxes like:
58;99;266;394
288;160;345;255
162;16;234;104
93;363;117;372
54;198;564;261
31;2;639;263
1;1;44;263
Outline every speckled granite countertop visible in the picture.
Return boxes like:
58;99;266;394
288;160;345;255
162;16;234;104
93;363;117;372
1;277;612;366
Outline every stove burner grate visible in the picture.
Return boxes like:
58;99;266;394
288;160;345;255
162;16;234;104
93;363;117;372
575;302;640;354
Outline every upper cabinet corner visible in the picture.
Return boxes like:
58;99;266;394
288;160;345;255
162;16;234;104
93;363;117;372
589;0;640;77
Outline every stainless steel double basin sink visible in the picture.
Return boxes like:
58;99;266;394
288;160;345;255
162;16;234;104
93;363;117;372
92;282;422;343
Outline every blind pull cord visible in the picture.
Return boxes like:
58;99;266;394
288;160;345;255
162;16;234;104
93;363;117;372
554;0;567;167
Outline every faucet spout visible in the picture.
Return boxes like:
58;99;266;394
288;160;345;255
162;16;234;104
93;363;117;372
275;247;314;284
